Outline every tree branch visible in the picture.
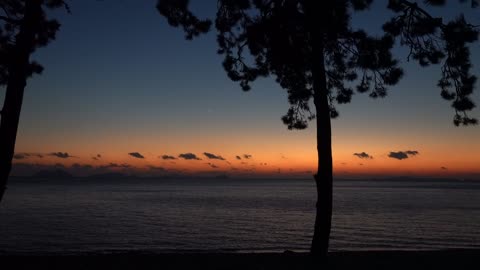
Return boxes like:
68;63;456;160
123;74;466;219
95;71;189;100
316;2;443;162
0;15;20;24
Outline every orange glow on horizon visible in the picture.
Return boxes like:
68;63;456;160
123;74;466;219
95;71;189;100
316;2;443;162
12;144;480;178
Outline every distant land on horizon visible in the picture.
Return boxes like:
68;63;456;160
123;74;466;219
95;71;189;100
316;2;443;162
7;169;479;183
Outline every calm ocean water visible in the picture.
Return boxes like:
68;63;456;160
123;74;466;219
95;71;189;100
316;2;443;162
0;178;479;254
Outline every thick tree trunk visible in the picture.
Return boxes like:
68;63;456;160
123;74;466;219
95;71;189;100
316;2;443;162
0;1;42;203
305;0;334;258
310;44;333;257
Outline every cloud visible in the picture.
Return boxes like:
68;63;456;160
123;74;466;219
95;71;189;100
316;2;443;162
128;152;145;159
161;155;177;160
243;154;252;159
203;152;225;160
388;150;420;160
71;163;93;170
388;152;408;160
353;152;373;159
92;154;102;160
236;156;242;160
405;150;419;156
99;163;131;169
13;153;44;160
13;153;28;160
207;163;218;169
179;153;201;160
49;152;74;159
147;165;166;171
441;166;448;170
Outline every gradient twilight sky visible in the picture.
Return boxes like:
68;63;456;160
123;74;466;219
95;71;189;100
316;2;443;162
6;1;480;178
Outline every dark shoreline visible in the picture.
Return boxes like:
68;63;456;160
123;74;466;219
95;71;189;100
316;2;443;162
2;250;480;269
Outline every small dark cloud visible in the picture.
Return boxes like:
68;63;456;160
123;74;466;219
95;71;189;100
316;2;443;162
71;163;93;170
236;155;242;160
128;152;145;159
243;154;252;159
13;153;43;160
179;153;201;160
388;152;408;160
353;152;373;159
161;155;177;160
92;154;102;161
388;150;420;160
405;150;419;156
13;153;28;160
49;152;74;159
147;165;166;171
441;166;448;170
100;163;131;169
207;163;218;169
341;162;347;165
260;162;267;166
203;152;225;160
359;163;364;166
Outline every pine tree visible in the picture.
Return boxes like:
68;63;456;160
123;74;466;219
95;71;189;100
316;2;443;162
0;0;69;202
159;0;478;257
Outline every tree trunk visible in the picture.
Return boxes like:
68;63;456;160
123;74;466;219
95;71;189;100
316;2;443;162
309;31;333;259
0;0;42;203
305;0;334;258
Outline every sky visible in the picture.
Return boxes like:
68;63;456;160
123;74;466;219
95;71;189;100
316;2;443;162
5;1;480;179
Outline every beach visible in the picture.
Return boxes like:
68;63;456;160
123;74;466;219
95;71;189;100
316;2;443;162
2;250;480;269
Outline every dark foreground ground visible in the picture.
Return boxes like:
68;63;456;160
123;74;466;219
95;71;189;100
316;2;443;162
2;250;480;269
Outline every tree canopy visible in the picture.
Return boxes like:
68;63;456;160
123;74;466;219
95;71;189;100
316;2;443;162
385;0;478;125
159;0;478;127
0;0;69;87
215;0;406;130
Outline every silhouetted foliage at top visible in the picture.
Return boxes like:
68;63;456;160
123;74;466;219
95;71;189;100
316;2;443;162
0;0;69;203
157;0;211;40
384;0;478;125
215;0;406;130
0;0;69;85
159;0;478;128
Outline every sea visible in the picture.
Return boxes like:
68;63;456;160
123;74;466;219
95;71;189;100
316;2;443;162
1;177;479;254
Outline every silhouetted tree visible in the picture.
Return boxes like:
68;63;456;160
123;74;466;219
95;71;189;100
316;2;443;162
384;0;478;125
159;0;478;257
0;0;69;203
157;0;211;40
